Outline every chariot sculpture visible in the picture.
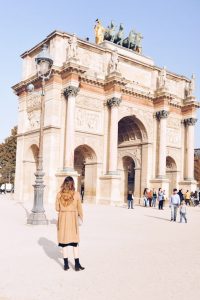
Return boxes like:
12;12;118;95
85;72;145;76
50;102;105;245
94;19;143;54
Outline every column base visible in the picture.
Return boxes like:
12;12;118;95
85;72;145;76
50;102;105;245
98;174;122;205
149;178;170;197
27;212;48;225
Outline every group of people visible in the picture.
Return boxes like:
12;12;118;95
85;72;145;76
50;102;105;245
143;188;167;209
127;187;197;224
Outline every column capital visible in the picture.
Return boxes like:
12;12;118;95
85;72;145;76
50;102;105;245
155;110;169;120
107;97;121;107
183;117;197;126
63;85;79;98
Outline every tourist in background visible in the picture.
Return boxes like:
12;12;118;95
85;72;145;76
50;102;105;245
178;189;184;203
158;188;164;210
147;189;153;207
56;176;85;271
169;188;180;222
127;191;134;209
179;200;187;223
152;188;157;207
143;188;149;207
185;190;190;206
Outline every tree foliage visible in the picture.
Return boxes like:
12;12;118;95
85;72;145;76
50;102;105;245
0;126;17;184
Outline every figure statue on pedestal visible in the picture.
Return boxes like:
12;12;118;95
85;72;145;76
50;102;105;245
188;73;195;96
158;66;167;89
94;19;105;44
109;50;119;74
66;34;78;61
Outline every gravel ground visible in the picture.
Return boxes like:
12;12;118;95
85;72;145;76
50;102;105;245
0;194;200;300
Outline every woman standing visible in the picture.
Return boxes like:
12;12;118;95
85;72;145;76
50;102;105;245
152;188;157;207
56;176;84;271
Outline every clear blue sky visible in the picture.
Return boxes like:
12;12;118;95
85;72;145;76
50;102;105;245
0;0;200;146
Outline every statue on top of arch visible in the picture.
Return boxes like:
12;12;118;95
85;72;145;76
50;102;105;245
94;19;143;54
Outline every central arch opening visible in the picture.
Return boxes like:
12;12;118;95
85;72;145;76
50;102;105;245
118;115;147;203
74;144;97;203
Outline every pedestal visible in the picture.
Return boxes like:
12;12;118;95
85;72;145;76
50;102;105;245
98;174;121;205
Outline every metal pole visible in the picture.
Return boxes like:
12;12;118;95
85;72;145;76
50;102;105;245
27;78;48;225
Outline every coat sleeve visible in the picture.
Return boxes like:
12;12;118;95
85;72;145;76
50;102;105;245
77;192;83;219
55;193;60;212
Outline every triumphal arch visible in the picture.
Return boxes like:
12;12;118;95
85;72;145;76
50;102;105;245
13;22;199;205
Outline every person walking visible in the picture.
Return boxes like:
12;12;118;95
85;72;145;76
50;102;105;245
169;188;180;222
179;201;187;223
158;188;163;210
152;188;157;207
143;188;149;207
185;190;191;206
56;176;85;271
178;189;184;202
127;191;134;209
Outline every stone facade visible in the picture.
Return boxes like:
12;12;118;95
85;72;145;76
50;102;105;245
13;30;200;205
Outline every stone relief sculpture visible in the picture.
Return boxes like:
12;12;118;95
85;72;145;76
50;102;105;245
26;93;41;129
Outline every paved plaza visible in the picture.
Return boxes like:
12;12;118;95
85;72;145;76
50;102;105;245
0;194;200;300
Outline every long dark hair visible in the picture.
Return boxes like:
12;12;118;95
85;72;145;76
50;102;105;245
60;176;75;193
59;176;75;206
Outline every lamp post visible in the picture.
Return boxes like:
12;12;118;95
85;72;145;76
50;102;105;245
27;44;53;225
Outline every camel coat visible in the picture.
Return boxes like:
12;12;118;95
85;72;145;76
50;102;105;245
55;191;83;244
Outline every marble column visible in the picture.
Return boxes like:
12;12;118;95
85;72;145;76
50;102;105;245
184;117;197;180
156;110;169;178
107;97;121;174
63;85;79;171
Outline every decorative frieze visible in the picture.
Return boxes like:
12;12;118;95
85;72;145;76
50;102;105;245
63;86;79;98
155;110;169;120
183;117;197;126
107;97;121;107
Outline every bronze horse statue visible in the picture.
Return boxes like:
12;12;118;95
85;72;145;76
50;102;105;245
113;23;124;46
122;29;136;50
104;20;116;42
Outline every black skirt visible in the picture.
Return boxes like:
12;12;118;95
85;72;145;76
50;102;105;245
58;242;78;247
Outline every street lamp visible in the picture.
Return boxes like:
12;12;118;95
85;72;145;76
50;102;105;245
27;44;53;225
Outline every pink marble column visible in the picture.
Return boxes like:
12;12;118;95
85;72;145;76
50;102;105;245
156;110;169;178
63;85;79;171
107;97;121;174
184;117;197;180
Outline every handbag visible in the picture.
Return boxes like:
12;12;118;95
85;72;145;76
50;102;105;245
78;216;83;226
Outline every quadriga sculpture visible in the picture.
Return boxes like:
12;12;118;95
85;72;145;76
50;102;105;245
122;29;136;50
113;23;124;45
104;20;116;42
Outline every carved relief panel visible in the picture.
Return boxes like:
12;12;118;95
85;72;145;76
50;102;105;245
26;93;41;129
75;107;103;135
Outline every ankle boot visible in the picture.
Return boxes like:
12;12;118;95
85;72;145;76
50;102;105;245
63;258;69;271
75;258;85;271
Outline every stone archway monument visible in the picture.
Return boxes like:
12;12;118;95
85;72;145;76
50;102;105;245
13;26;199;204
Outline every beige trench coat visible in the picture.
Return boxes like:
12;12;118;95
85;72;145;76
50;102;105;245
55;191;83;244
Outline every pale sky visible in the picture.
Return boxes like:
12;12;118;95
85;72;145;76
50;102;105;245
0;0;200;146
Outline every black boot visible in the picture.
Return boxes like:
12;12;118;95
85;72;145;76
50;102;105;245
63;258;69;271
75;258;85;271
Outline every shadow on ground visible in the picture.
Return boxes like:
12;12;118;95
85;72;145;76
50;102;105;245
38;237;75;269
145;215;170;222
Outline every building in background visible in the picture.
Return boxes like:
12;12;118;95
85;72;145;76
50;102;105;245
12;26;200;204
